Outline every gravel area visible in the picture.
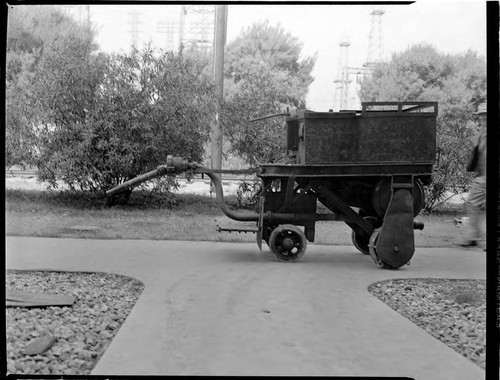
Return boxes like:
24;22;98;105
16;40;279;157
6;270;144;375
369;278;486;369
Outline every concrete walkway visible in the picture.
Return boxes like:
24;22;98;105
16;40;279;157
6;237;486;379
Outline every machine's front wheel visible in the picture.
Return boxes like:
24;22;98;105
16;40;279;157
269;224;307;262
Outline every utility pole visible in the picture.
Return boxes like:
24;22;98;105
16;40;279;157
210;5;227;177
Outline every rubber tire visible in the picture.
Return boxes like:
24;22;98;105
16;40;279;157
269;224;307;262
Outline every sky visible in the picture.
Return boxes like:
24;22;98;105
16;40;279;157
74;1;486;111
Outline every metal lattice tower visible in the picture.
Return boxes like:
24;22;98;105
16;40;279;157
157;19;179;51
179;5;215;52
365;8;385;69
128;10;143;47
333;39;351;111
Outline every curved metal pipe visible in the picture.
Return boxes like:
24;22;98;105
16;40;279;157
200;166;260;222
105;159;340;225
199;166;341;224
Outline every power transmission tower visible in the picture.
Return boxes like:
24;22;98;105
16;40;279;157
156;19;178;51
364;8;385;70
128;10;143;47
179;5;215;52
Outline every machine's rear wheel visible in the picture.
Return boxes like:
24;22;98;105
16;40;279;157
351;216;379;255
269;224;307;262
372;178;425;218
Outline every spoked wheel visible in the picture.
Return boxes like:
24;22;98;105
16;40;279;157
368;229;398;269
269;224;307;262
351;216;379;255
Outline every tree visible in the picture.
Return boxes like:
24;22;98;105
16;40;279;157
221;21;317;165
35;45;216;194
6;51;40;168
221;68;288;166
359;44;486;211
6;5;97;169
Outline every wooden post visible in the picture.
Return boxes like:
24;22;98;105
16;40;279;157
211;5;227;177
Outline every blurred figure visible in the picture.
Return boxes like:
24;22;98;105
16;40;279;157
458;102;487;248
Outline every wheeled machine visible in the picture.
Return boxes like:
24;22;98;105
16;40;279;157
106;101;438;269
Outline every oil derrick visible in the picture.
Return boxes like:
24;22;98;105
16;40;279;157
128;10;143;47
364;8;385;70
156;19;179;51
179;5;215;52
333;8;386;110
333;39;351;111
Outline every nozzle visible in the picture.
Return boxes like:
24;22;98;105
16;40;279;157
166;155;192;173
105;156;193;197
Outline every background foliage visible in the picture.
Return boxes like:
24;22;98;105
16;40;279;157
359;44;486;211
6;7;486;212
221;21;317;166
36;45;215;193
6;6;215;198
6;5;96;169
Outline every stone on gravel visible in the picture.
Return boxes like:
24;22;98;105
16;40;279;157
24;335;57;355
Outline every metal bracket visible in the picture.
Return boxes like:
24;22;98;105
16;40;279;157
283;176;296;212
256;196;265;251
375;188;415;268
216;219;258;234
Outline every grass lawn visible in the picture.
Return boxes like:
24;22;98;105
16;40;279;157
5;188;468;247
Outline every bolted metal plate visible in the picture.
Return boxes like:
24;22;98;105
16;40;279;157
375;189;415;268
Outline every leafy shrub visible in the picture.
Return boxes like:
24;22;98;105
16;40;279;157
34;44;216;195
7;6;216;202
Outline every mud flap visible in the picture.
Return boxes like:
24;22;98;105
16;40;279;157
374;189;415;268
